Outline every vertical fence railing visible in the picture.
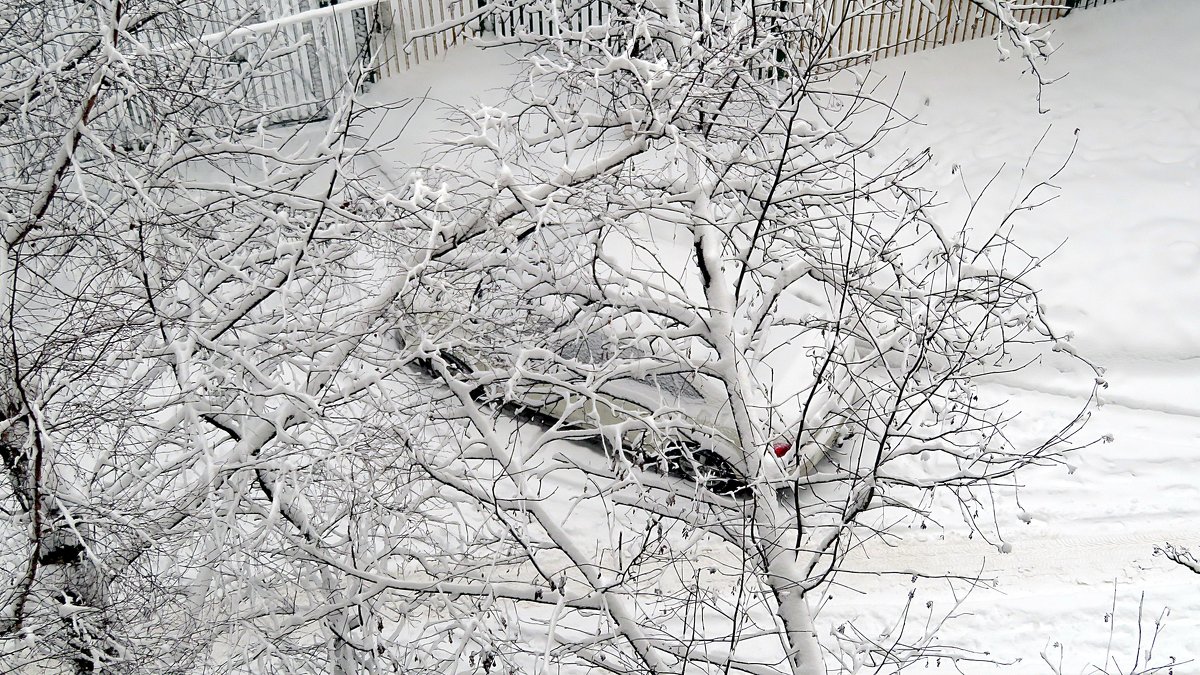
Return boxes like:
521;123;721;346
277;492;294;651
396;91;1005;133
374;0;471;76
145;0;391;129
483;0;611;38
834;0;1125;64
100;0;396;145
229;0;386;124
821;0;1075;66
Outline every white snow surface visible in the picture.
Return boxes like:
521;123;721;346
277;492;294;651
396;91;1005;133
816;2;1200;670
364;1;1200;671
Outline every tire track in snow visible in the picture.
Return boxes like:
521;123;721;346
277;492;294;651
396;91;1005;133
841;526;1200;581
982;376;1200;419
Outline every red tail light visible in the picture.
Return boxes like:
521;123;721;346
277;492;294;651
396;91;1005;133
772;442;792;457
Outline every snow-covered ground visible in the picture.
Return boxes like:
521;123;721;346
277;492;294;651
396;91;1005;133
364;1;1200;670
827;2;1200;671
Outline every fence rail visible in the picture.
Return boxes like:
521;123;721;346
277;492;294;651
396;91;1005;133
823;0;1052;63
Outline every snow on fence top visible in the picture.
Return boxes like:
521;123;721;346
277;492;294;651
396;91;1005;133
109;0;387;132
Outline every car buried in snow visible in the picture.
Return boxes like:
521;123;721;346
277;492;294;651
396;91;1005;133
403;326;834;496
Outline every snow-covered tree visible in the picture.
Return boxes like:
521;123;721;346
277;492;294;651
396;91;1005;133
1;0;1100;673
398;0;1105;672
0;0;433;670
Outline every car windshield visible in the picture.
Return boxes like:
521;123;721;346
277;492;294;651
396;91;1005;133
557;333;704;399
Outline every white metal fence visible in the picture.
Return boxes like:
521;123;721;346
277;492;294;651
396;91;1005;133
190;0;384;126
186;0;472;125
373;0;472;74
